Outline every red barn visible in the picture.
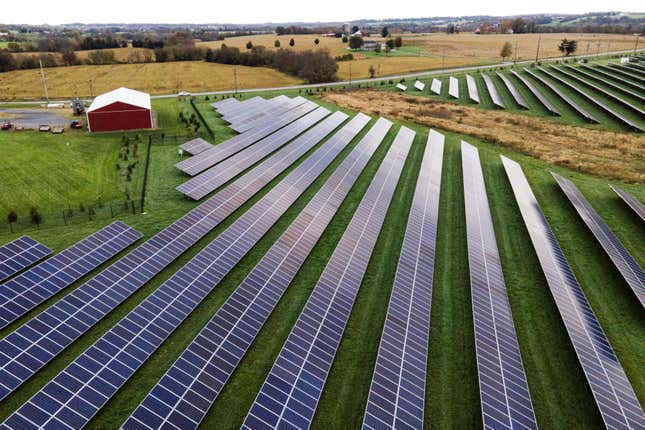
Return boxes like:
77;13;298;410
86;87;153;132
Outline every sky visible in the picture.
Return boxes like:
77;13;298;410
2;0;643;25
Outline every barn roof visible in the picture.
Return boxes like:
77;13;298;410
87;87;151;112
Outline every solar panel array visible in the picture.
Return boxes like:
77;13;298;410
482;75;505;109
607;64;645;83
523;68;598;123
176;101;318;176
0;221;142;329
586;65;644;91
0;111;363;430
502;156;645;430
219;96;265;121
231;96;305;133
462;142;537;430
610;186;645;222
550;67;645;117
123;114;383;430
448;76;459;99
430;78;442;95
179;138;214;156
537;67;643;132
0;237;51;283
362;130;444;430
466;74;480;103
177;107;334;200
553;173;645;308
0;111;342;401
242;126;413;430
563;65;645;104
414;81;425;91
510;70;561;116
625;63;645;73
495;73;529;110
210;97;239;111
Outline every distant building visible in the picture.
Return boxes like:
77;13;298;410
86;87;153;132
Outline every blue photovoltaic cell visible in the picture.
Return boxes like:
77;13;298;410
466;74;480;103
176;101;317;176
562;65;645;104
510;70;560;116
0;111;347;403
553;173;645;308
0;237;51;283
610;185;645;222
523;68;598;124
462;143;537;430
0;221;142;329
123;114;380;430
242;126;413;430
177;107;331;201
179;138;214;156
535;67;642;132
362;130;444;430
496;73;529;109
482;75;505;109
0;111;353;430
502;156;645;430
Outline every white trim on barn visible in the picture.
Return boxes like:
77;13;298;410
87;87;151;113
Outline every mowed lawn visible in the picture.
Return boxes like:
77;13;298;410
0;91;642;429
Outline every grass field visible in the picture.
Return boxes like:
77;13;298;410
0;92;642;429
0;61;301;100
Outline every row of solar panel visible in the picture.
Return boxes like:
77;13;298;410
423;68;643;131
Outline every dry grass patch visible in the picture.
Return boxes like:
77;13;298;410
0;61;301;100
322;90;645;182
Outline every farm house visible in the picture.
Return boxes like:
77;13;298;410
86;87;154;132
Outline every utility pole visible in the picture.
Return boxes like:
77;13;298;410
349;63;352;85
535;33;541;62
596;41;601;57
88;79;94;98
514;40;519;64
39;60;49;103
634;34;640;55
586;42;590;56
442;47;445;69
233;67;239;95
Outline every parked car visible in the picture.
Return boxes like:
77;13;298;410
1;121;12;130
39;125;51;132
70;120;83;129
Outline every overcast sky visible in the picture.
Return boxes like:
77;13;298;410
2;1;643;25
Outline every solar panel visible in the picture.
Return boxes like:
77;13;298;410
396;83;407;91
0;221;142;329
219;96;265;119
231;96;303;133
551;67;645;117
583;65;644;92
510;70;560;116
179;138;214;156
624;63;645;75
242;126;413;430
236;97;309;134
1;111;360;430
537;67;643;132
502;156;645;430
466;74;480;103
610;185;645;222
222;98;272;126
211;97;239;111
523;68;598;123
552;173;645;307
430;78;442;95
496;72;529;109
461;143;537;430
362;130;444;430
448;76;459;99
176;101;318;176
0;237;51;283
177;107;334;200
0;109;345;401
414;80;425;91
563;65;645;104
482;74;505;109
122;114;381;430
607;64;645;83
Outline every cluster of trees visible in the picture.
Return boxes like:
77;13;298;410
131;37;165;49
204;44;337;83
275;26;315;35
558;38;578;56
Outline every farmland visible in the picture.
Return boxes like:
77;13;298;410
0;62;301;100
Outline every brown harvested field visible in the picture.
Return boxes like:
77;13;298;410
321;90;645;182
13;47;155;63
198;34;354;57
0;61;301;100
336;56;489;80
